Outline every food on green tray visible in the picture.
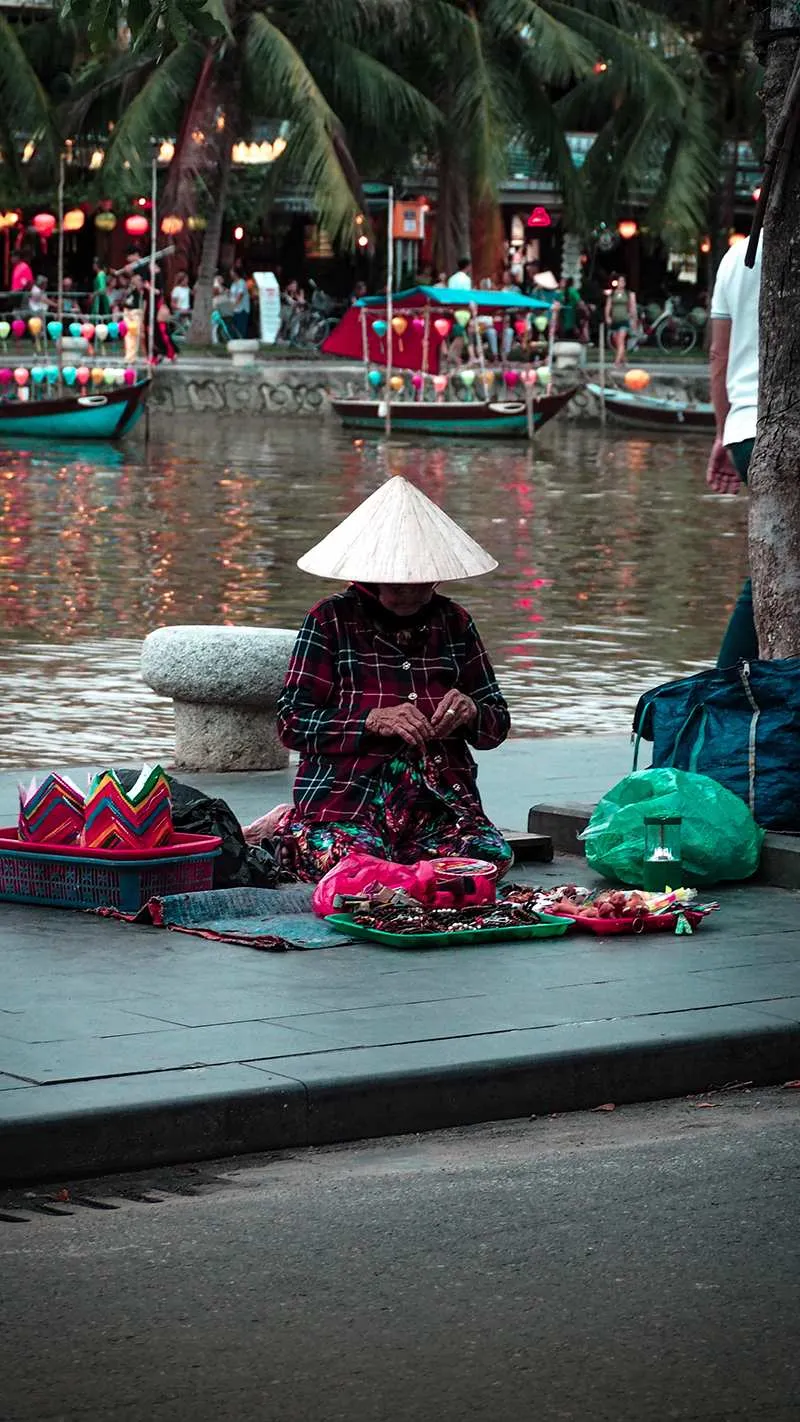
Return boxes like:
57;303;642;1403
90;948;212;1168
349;901;547;935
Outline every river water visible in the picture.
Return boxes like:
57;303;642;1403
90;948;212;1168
0;413;747;768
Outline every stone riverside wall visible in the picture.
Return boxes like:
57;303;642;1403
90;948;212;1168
149;358;711;422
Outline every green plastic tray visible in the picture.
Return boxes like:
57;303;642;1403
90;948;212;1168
325;911;573;948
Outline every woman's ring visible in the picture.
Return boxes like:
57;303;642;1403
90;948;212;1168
444;708;455;717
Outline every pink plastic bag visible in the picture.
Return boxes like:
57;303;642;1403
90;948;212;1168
311;852;496;917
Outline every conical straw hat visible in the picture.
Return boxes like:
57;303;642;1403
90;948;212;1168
297;475;498;583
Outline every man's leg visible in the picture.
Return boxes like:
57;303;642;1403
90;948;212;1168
717;438;757;667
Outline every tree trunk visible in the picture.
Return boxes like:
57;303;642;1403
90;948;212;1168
433;144;470;278
748;12;800;657
187;140;232;346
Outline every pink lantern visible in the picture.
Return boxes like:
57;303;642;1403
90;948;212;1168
411;317;425;333
13;367;29;386
81;323;94;341
514;319;527;337
125;214;149;236
117;320;128;339
504;369;519;386
433;318;451;338
521;369;538;386
0;368;11;384
11;320;25;340
411;372;424;389
432;374;448;394
75;366;90;386
32;213;56;238
123;368;137;385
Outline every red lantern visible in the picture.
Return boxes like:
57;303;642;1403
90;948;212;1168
527;206;551;229
125;214;149;236
32;213;56;238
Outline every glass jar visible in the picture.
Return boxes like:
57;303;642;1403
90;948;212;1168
642;815;683;892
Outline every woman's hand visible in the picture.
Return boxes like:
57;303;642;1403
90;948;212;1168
430;689;477;736
365;703;434;749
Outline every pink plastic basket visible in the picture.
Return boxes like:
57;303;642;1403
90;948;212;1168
0;829;221;912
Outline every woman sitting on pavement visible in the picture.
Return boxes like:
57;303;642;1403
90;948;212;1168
245;476;513;882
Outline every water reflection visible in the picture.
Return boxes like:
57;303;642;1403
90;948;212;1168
0;415;747;767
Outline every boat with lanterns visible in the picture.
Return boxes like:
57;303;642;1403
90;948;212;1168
323;285;578;439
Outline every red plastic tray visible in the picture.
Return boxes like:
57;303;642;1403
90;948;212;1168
0;828;221;860
550;909;706;936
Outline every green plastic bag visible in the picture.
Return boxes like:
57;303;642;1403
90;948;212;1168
580;768;764;886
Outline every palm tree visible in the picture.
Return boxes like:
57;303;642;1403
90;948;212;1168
385;0;720;274
61;0;441;341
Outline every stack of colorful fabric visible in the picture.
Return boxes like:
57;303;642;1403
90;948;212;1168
18;773;84;844
81;764;173;849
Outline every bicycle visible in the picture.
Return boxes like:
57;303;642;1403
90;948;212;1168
627;298;698;356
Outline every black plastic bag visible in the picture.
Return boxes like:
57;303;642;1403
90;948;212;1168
116;770;281;889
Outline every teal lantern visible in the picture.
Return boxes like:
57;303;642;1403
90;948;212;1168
107;321;119;341
31;367;46;385
368;369;383;388
47;321;63;341
69;322;82;338
372;319;387;337
62;365;77;386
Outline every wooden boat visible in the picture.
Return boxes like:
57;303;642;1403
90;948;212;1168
586;382;715;431
0;379;149;441
331;388;577;438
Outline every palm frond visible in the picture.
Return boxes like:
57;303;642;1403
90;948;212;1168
542;0;689;109
0;15;60;181
313;40;442;139
645;79;719;242
244;11;362;242
100;41;209;194
484;0;597;86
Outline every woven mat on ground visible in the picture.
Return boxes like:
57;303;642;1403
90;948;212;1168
97;885;355;951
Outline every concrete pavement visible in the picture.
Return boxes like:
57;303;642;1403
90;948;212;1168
1;735;799;1184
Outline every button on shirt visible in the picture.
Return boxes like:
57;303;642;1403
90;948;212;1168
277;585;510;825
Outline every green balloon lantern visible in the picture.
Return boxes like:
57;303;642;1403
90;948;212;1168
454;309;470;328
534;314;549;333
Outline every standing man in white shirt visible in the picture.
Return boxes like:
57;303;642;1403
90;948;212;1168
708;236;761;666
447;258;472;290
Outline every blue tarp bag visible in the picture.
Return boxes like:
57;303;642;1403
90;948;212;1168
632;658;800;830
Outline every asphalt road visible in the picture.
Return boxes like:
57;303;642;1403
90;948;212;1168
2;1090;799;1422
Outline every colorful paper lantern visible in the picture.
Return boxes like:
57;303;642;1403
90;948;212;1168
46;320;63;340
68;322;82;338
482;370;495;386
411;372;424;389
389;374;404;391
45;365;59;384
160;215;184;236
114;367;126;385
536;365;551;385
504;369;519;386
411;317;425;333
81;765;172;850
371;319;387;337
187;215;207;231
617;220;638;240
107;321;119;341
81;323;95;341
527;206;551;228
123;367;137;386
454;309;470;328
63;208;85;233
11;320;25;340
521;369;538;386
94;211;117;231
18;773;84;845
0;368;11;384
367;369;383;388
514;318;528;337
32;213;56;238
0;322;9;341
432;373;448;394
103;367;116;385
433;318;452;338
624;368;651;392
0;212;18;230
13;367;29;386
391;315;408;336
91;366;104;386
460;369;476;386
95;323;109;343
534;314;549;333
28;317;42;337
75;365;90;386
117;320;128;339
62;366;77;386
125;214;149;236
31;366;46;384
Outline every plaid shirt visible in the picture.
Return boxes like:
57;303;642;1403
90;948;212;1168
277;585;510;825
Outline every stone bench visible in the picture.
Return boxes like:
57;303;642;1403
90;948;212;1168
141;624;297;772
